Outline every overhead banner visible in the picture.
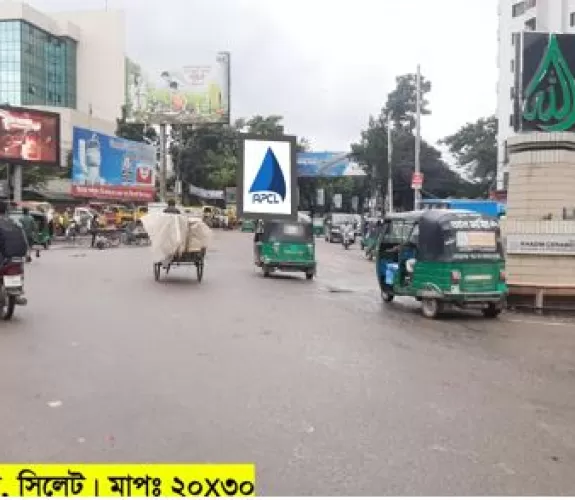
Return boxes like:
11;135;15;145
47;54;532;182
188;183;224;200
126;52;231;125
237;134;298;221
71;127;156;201
297;152;367;177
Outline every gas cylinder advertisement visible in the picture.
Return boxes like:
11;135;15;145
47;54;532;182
71;127;156;201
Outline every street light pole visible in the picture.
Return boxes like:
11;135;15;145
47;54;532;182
414;64;422;210
387;113;393;214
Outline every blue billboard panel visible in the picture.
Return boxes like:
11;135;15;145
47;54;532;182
297;152;367;177
71;127;156;201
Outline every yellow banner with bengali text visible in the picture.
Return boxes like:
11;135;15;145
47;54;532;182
0;464;255;497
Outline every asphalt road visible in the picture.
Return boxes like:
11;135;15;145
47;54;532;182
1;232;575;495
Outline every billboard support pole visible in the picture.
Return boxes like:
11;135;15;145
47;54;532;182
12;165;22;203
387;113;393;214
159;123;168;202
414;64;422;211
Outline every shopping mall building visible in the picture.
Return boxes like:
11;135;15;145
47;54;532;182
0;1;126;165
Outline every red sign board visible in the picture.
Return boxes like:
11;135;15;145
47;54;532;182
71;185;155;202
411;172;424;189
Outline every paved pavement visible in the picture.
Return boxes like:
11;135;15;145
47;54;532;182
1;231;575;495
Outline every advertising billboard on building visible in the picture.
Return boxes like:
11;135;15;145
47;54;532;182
71;127;156;201
125;52;230;125
0;106;60;166
521;32;575;132
297;152;367;177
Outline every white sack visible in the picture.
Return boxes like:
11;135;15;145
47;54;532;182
141;213;212;262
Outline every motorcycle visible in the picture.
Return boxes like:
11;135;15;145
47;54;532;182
0;257;27;320
342;227;354;250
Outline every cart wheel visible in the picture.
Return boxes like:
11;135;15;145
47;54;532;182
421;298;442;319
153;263;161;281
196;259;204;283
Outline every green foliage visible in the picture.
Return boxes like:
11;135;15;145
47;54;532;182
351;71;473;211
439;115;498;196
116;105;158;145
386;73;431;131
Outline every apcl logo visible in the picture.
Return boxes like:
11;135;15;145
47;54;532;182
248;147;286;204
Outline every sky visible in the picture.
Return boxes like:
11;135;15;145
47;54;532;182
23;0;499;152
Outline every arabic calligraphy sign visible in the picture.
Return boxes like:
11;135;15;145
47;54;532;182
521;33;575;132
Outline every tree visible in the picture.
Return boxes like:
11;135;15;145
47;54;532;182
115;105;158;145
351;72;472;211
245;115;284;136
385;73;432;131
439;115;498;196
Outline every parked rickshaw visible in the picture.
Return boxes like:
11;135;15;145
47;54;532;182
376;210;507;319
254;219;316;280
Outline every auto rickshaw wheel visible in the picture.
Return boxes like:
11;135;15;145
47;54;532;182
263;266;271;277
305;271;314;280
381;288;394;303
153;263;161;281
482;303;502;318
421;298;442;319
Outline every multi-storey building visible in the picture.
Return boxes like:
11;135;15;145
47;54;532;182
0;1;126;164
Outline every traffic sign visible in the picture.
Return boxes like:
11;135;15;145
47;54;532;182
411;172;424;190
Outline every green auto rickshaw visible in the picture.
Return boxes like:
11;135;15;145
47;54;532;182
30;210;51;249
361;217;381;260
376;209;507;319
254;219;316;280
241;219;256;232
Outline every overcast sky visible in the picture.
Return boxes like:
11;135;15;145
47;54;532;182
25;0;498;152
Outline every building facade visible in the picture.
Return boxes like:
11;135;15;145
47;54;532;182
497;0;575;190
0;1;126;164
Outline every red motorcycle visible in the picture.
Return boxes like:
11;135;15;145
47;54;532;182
0;257;27;320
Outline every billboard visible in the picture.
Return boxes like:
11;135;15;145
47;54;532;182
237;134;298;221
521;32;575;132
125;52;230;125
0;106;60;166
71;127;156;201
297;152;367;177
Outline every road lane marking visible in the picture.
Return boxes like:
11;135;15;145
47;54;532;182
505;318;575;328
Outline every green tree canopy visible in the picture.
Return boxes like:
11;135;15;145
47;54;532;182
351;71;473;211
439;115;497;196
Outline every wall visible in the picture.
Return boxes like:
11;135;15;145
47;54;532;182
52;10;126;124
504;132;575;288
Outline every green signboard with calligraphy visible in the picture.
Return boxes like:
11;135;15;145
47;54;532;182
521;32;575;132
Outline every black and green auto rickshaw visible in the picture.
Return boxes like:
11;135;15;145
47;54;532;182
254;219;316;280
376;209;507;319
30;210;51;249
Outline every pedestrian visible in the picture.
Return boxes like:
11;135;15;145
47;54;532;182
163;199;180;214
90;212;100;248
19;207;37;262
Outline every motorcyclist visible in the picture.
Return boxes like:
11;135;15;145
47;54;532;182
341;219;354;242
